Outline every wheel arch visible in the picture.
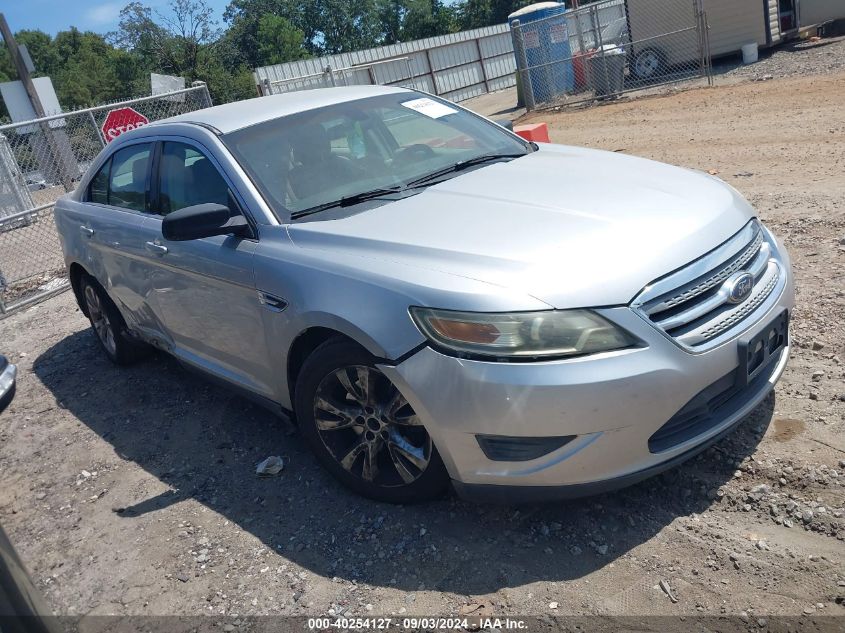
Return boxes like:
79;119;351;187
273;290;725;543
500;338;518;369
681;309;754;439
68;262;91;317
287;327;360;406
68;263;126;325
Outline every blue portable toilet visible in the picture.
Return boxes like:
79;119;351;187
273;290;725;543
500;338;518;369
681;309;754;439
509;2;575;104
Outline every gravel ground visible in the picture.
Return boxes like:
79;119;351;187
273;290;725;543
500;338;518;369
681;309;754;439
0;69;843;624
712;34;845;83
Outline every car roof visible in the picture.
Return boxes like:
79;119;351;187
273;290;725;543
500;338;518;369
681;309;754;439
157;85;414;134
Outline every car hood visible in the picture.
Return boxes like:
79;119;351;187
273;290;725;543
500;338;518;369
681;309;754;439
287;144;754;308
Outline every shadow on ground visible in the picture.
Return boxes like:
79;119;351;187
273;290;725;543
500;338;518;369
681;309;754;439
33;329;774;594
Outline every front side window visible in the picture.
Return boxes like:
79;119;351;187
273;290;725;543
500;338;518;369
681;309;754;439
157;142;234;215
222;92;529;220
107;143;152;212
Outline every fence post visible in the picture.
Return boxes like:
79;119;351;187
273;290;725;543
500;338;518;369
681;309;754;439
475;37;490;93
191;80;213;107
404;58;414;88
88;111;105;149
694;0;713;86
589;4;608;98
511;19;535;111
424;49;437;95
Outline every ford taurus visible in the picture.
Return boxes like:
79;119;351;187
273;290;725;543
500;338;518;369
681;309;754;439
55;86;793;503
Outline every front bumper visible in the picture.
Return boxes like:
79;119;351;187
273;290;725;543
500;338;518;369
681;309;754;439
379;238;794;501
0;360;17;413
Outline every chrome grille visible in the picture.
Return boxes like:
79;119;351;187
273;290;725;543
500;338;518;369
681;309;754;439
653;231;763;312
633;220;784;351
698;267;778;340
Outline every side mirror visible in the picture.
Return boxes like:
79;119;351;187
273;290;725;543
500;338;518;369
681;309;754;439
495;119;514;131
162;203;251;241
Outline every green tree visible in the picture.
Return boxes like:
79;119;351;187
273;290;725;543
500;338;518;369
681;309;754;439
401;0;458;41
314;0;383;53
223;0;316;68
458;0;491;29
52;29;126;107
378;0;406;44
158;0;221;78
256;14;307;65
113;0;220;79
195;55;257;103
111;2;167;55
459;0;532;30
489;0;533;24
224;0;386;60
13;30;62;76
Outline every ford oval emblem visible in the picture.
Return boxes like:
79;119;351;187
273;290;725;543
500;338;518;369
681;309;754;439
725;272;755;304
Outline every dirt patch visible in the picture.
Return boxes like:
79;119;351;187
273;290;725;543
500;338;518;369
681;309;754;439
0;72;843;620
771;418;806;443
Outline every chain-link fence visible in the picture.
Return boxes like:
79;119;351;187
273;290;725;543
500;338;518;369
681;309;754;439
512;0;711;110
0;83;213;316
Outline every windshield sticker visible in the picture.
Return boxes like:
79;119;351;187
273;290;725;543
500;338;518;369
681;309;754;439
401;97;458;119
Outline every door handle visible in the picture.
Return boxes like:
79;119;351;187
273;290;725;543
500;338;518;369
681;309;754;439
79;226;94;237
144;241;169;255
258;291;288;313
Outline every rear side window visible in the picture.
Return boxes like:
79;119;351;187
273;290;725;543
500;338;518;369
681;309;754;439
90;143;151;212
89;159;110;204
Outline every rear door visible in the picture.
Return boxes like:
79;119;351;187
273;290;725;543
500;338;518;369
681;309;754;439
142;139;274;398
75;141;162;334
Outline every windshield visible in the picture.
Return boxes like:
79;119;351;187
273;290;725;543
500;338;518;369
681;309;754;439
221;92;529;220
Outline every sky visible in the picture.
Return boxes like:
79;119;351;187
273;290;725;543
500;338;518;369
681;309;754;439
1;0;233;36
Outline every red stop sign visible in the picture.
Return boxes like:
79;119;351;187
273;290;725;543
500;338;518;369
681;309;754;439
101;107;149;143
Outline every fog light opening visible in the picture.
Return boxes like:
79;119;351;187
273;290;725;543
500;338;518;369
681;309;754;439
476;434;577;462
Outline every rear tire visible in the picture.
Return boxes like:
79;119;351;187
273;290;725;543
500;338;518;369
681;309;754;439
295;338;449;503
80;275;150;365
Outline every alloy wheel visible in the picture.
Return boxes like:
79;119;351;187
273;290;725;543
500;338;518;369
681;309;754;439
313;365;431;487
84;284;117;355
635;50;660;78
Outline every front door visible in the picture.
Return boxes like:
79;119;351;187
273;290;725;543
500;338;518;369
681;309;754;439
142;139;274;399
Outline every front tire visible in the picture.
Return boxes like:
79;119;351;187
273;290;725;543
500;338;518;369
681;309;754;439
80;275;150;365
295;339;449;503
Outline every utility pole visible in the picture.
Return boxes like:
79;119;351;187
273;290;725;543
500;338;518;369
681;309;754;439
0;12;75;190
0;13;48;119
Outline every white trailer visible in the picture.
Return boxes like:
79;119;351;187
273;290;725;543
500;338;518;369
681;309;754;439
625;0;843;79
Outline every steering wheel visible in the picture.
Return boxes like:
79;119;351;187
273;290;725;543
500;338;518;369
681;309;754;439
395;144;436;162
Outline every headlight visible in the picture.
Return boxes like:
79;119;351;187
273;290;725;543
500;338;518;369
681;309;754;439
409;307;637;359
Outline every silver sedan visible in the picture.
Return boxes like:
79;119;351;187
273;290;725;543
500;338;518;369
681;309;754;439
55;86;793;503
